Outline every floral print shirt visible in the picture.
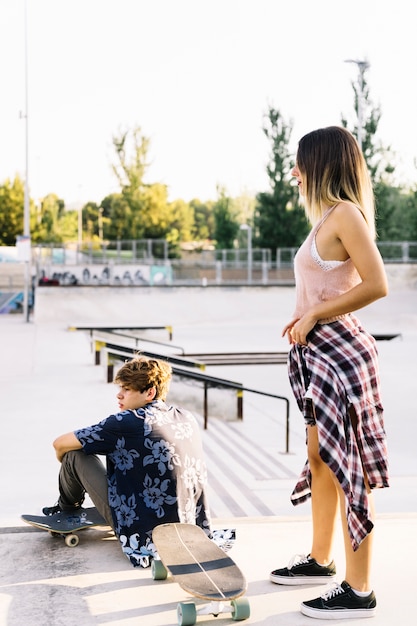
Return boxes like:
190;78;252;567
75;399;211;567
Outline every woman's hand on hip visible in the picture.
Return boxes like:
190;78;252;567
283;315;316;346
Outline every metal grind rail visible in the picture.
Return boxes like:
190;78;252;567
183;352;288;365
70;326;184;365
98;345;291;452
91;334;186;365
71;326;292;451
68;324;174;341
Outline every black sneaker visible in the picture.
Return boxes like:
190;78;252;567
42;502;81;516
301;580;376;619
270;554;336;585
42;503;62;516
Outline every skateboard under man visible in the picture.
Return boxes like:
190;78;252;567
151;522;250;626
21;507;107;547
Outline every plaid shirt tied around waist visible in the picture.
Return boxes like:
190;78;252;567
289;314;389;551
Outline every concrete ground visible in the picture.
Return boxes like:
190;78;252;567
0;284;416;625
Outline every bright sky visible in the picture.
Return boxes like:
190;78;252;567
1;0;416;207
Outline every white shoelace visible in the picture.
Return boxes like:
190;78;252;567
287;553;310;568
321;583;345;600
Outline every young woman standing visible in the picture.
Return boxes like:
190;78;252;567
270;126;389;620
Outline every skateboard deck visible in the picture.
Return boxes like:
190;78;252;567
151;523;250;624
21;507;107;547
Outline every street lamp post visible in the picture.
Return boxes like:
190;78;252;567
240;224;252;284
98;207;104;241
22;0;31;322
344;59;370;151
78;205;83;249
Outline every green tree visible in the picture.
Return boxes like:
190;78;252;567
374;182;417;241
342;66;395;185
373;182;402;240
31;193;67;243
254;107;309;255
101;193;132;240
403;185;417;241
112;126;156;239
189;198;215;241
132;183;170;240
111;126;149;239
341;64;399;241
112;126;150;190
81;201;100;241
213;186;239;249
112;126;192;245
0;176;25;245
57;208;78;242
167;198;194;243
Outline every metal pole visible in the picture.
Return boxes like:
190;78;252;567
356;61;369;150
240;223;252;284
344;59;370;151
98;207;103;241
357;73;363;150
23;0;30;322
78;206;82;248
247;225;252;284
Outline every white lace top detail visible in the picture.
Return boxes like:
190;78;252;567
311;236;344;271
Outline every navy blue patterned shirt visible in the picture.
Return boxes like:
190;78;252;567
75;399;211;567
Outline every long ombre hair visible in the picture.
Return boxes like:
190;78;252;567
296;126;376;239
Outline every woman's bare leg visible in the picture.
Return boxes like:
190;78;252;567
333;476;374;591
333;406;374;591
307;423;339;565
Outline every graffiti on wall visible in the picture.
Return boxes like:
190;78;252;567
38;264;172;286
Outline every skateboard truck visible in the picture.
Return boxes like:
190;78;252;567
177;598;250;625
151;520;250;626
152;557;250;624
50;530;82;547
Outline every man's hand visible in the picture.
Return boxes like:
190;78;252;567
53;432;82;462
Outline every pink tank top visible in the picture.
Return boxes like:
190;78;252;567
293;206;361;323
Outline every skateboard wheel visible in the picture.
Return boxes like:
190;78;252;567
231;597;250;621
177;602;196;626
151;559;168;580
65;534;79;547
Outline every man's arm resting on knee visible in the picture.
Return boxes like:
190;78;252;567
53;432;83;462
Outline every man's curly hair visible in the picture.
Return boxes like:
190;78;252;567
114;355;172;400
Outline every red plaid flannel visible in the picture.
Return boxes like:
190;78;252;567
288;314;389;551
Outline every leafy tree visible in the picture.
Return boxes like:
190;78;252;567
373;182;402;240
341;67;395;184
213;186;239;249
81;201;100;241
111;126;151;239
403;185;417;241
254;107;309;255
132;183;171;239
31;194;68;243
111;126;191;246
112;126;150;191
100;193;132;240
341;63;399;241
189;198;215;241
167;198;194;243
0;176;25;245
374;181;417;241
56;208;78;242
